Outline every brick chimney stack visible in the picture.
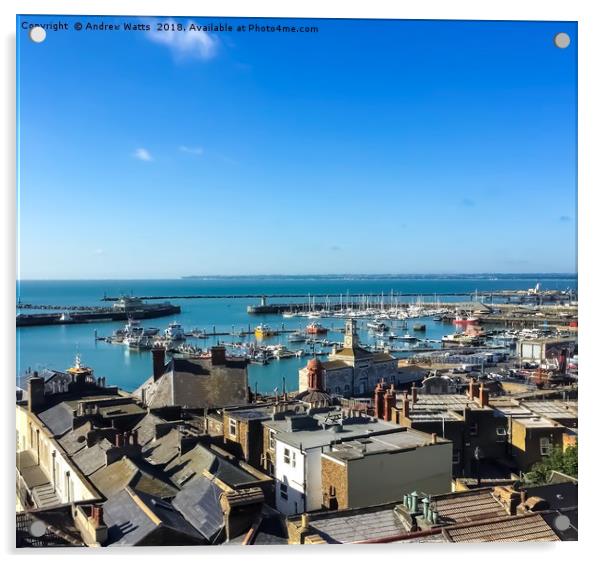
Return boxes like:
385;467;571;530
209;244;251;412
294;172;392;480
374;381;386;419
27;372;46;412
402;392;410;419
384;385;396;422
479;383;489;408
211;345;227;366
152;346;165;382
411;383;418;404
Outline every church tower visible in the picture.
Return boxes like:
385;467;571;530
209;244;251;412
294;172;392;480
343;318;359;349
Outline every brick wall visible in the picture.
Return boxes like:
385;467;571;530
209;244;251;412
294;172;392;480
321;457;348;510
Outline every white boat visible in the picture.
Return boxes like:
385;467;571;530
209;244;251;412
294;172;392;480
288;331;306;343
399;333;417;341
164;321;186;341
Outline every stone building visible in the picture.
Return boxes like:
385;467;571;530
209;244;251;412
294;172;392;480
298;319;398;397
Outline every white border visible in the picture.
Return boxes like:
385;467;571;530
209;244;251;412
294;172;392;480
2;1;599;561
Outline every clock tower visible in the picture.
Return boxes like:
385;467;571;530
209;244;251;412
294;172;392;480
343;318;359;349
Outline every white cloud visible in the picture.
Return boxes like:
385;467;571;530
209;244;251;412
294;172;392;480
179;145;204;156
93;248;105;256
148;19;218;60
133;148;152;161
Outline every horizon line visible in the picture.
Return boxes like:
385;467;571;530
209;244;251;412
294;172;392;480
16;272;578;282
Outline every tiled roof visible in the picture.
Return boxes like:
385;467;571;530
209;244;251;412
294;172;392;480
442;513;560;542
431;489;508;525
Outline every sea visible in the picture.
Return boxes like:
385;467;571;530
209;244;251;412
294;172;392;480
16;276;577;394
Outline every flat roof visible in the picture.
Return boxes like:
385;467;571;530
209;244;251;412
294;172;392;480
512;416;560;429
274;418;402;450
323;429;449;462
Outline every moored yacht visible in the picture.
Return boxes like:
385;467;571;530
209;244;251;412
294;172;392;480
164;321;186;341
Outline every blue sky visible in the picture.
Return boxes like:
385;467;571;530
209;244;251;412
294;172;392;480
17;17;577;279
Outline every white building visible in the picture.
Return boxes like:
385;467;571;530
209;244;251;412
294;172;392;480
267;409;452;516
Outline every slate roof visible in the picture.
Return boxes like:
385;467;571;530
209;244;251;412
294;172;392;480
142;428;181;465
133;413;172;446
171;477;225;541
103;487;205;546
37;402;75;436
332;346;375;360
251;507;289;545
58;421;92;456
71;439;113;476
134;357;248;409
303;504;405;543
164;444;259;489
89;457;179;499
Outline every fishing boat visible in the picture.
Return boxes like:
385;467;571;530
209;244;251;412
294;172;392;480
255;324;274;338
127;335;154;350
452;312;479;326
306;322;327;335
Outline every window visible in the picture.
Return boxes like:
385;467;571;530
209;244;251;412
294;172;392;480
496;427;507;443
229;418;237;438
469;423;478;436
452;450;460;464
269;430;275;450
280;483;288;500
540;437;552;456
284;448;291;464
291;451;296;468
344;385;350;392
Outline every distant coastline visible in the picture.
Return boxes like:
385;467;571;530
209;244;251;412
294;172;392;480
181;273;578;281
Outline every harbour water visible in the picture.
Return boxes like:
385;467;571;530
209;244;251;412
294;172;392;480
16;276;577;393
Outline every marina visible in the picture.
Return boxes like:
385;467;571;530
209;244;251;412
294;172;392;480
16;277;577;394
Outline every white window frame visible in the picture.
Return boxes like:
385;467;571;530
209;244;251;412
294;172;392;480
291;451;296;468
229;418;237;438
269;430;275;450
284;448;291;465
452;450;460;464
540;437;552;456
280;483;288;500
